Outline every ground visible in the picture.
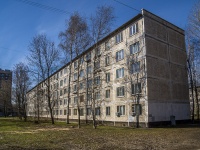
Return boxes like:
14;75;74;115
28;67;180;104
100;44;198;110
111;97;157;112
0;118;200;150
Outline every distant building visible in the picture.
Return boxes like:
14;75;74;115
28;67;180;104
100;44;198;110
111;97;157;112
27;9;190;127
0;68;12;116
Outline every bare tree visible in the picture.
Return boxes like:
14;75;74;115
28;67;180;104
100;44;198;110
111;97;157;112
13;62;30;121
187;1;200;122
60;12;90;128
27;34;59;124
89;5;115;129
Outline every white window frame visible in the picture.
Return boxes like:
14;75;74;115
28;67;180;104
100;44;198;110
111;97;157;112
130;42;139;54
116;49;124;61
115;32;123;43
106;89;110;98
106;107;110;116
132;83;141;95
130;23;138;36
116;68;124;78
117;86;125;97
132;62;140;74
117;105;125;115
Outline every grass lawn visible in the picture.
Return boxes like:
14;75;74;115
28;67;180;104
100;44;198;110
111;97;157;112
0;118;200;150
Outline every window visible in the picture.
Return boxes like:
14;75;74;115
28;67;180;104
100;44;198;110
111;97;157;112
56;110;58;115
132;104;142;115
64;68;67;74
60;80;63;87
130;42;139;54
115;32;123;43
74;109;77;115
60;70;63;77
117;86;125;97
116;49;124;61
117;105;125;115
60;110;62;115
74;97;78;104
105;41;110;50
73;84;77;92
94;76;100;85
64;78;67;84
87;65;92;74
80;95;84;102
87;79;92;88
80;70;84;77
95;107;100;116
87;94;92;105
116;68;124;78
95;47;101;57
95;91;100;100
64;99;67;105
106;73;110;83
64;109;67;115
80;57;84;64
105;55;110;66
64;88;67;94
131;62;140;73
94;61;100;70
60;100;62;105
132;83;141;95
86;52;91;61
79;82;84;89
74;73;78;80
74;61;78;69
60;90;63;96
106;107;110;116
87;108;91;115
80;108;84;116
106;89;110;98
130;23;138;36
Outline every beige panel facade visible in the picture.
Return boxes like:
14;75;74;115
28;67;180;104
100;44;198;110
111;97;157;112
26;9;190;127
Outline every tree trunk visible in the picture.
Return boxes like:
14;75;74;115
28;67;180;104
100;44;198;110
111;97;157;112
187;59;195;123
48;78;54;124
67;63;72;124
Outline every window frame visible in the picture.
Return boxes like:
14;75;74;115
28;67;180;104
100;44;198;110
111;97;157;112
106;89;110;98
106;107;110;116
131;62;140;74
116;49;124;62
116;68;124;79
117;86;125;97
115;32;123;44
130;42;139;54
117;105;125;115
129;23;138;36
131;82;141;95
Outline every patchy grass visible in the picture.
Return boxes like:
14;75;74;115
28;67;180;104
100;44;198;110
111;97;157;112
0;118;200;150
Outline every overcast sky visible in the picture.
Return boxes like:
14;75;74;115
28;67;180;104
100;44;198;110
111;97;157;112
0;0;197;70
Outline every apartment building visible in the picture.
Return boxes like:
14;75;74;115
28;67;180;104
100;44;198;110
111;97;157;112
0;68;12;116
27;9;190;127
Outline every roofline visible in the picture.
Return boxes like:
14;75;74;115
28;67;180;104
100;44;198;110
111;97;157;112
141;8;184;32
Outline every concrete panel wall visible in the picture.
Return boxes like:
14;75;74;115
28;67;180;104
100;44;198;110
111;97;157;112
148;102;190;122
143;10;190;122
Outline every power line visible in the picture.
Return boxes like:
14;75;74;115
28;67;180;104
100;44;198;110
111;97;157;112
14;0;71;15
113;0;140;13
